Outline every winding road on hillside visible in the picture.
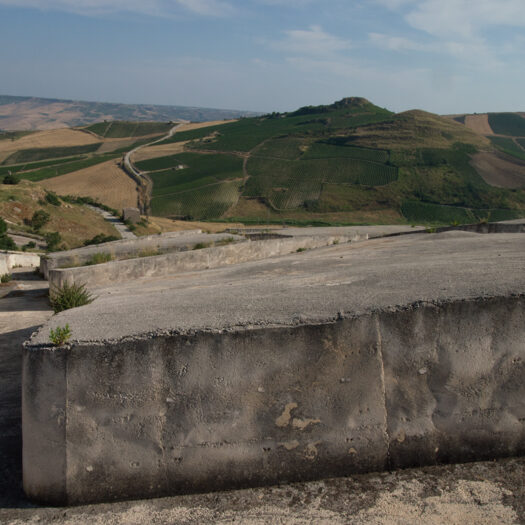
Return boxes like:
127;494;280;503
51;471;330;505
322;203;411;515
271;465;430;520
123;121;188;181
122;121;188;214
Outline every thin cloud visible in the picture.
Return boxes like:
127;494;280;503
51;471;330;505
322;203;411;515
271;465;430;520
0;0;235;17
275;25;352;57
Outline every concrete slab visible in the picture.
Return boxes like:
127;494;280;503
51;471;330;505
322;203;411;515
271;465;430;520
33;231;525;343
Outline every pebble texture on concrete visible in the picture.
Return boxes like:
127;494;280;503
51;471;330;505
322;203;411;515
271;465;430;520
34;231;525;342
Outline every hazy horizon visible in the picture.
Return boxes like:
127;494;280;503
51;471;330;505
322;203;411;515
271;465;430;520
0;1;524;115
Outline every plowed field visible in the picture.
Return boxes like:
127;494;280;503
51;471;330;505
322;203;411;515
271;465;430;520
470;151;525;188
464;114;494;135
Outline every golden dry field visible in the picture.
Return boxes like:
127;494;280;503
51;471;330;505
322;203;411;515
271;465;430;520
41;159;138;211
464;114;494;135
131;141;188;163
0;128;101;163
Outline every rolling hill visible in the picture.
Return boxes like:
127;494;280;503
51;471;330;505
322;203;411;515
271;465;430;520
135;98;525;225
0;95;259;131
1;97;525;231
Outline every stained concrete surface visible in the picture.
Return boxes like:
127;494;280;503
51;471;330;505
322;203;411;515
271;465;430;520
6;233;525;522
33;231;525;343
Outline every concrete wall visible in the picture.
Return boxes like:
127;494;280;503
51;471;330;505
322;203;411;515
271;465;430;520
0;251;41;274
23;295;525;505
47;235;353;292
40;230;207;278
438;222;525;234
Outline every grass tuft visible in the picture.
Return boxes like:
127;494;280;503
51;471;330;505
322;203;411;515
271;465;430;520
50;282;94;313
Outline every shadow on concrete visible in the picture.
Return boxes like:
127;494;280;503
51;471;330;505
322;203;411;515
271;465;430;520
0;325;40;509
0;290;51;312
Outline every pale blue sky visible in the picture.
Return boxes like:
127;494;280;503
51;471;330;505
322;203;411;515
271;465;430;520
0;0;523;114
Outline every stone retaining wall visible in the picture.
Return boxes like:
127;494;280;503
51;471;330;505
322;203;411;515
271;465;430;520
47;234;354;291
39;230;230;278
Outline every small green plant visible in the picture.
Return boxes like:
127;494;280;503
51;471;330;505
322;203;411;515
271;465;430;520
296;247;307;252
138;249;160;258
426;227;437;233
450;220;460;227
215;237;235;246
85;252;112;266
50;282;94;313
24;241;36;249
0;273;12;283
49;324;71;346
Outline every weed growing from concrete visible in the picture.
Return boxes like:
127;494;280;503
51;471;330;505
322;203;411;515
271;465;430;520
50;282;94;313
0;273;12;283
193;242;212;250
49;324;71;346
85;252;113;266
296;247;307;252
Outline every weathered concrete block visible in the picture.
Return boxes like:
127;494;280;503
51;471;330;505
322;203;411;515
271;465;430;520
22;296;525;505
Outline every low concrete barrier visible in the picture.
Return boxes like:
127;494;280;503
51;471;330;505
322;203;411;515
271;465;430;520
437;222;525;234
23;295;525;505
40;230;227;278
0;251;41;275
48;235;354;291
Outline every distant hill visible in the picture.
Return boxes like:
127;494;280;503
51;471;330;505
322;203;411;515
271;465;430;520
2;97;525;229
0;95;259;131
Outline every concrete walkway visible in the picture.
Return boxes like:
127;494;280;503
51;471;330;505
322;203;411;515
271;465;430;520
0;268;53;510
86;205;136;240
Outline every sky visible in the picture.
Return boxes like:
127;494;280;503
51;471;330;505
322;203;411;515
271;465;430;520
0;0;524;114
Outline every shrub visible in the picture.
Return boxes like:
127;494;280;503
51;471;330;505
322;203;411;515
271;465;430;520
0;217;7;237
0;235;16;250
24;241;36;249
45;191;61;206
3;174;20;185
30;209;50;231
50;282;94;313
193;242;212;250
0;273;12;283
49;324;71;346
83;234;120;246
44;231;62;251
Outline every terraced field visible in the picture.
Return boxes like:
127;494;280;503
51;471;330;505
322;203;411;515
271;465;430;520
489;136;525;161
2;143;102;164
150;180;243;219
85;121;172;139
487;113;525;137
